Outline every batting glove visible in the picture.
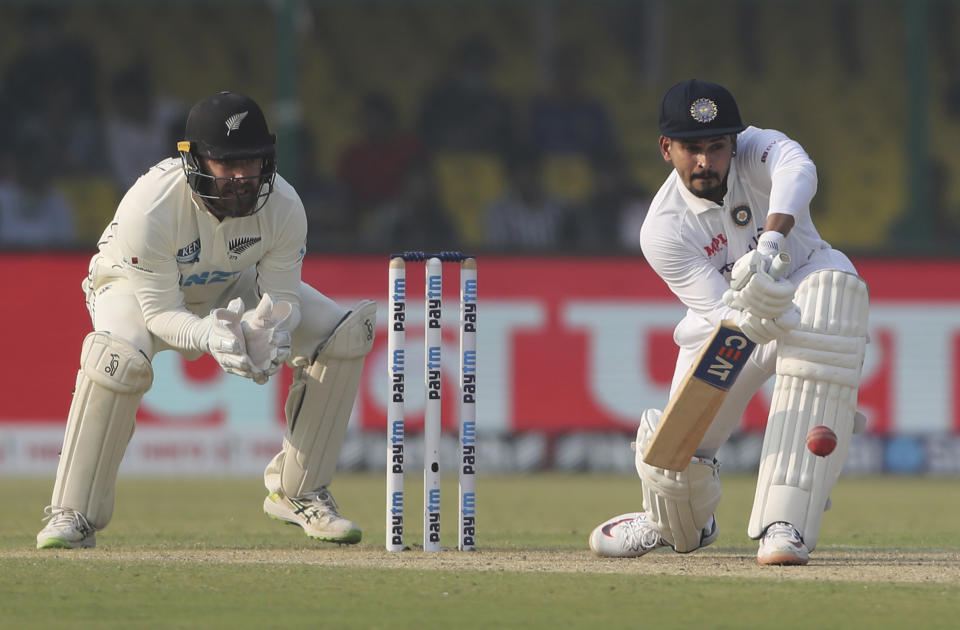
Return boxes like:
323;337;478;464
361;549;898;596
736;305;801;345
723;271;797;320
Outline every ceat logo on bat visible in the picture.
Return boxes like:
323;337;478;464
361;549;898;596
692;325;756;390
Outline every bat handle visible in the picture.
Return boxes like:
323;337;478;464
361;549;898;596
769;252;790;280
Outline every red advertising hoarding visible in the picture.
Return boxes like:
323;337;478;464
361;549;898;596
2;252;959;475
3;252;960;433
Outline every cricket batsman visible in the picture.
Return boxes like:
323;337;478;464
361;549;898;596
589;79;869;565
36;91;376;549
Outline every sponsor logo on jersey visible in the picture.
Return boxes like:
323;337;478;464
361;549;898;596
703;233;727;258
731;204;752;227
180;270;241;286
227;236;262;259
760;139;781;163
176;239;201;264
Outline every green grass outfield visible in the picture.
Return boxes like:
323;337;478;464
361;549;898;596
2;474;958;629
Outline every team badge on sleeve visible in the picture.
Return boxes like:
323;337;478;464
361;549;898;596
690;98;719;123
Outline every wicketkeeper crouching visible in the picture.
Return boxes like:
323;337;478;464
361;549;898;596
36;92;376;549
589;80;869;566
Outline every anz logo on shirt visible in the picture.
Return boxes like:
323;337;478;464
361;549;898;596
180;270;240;287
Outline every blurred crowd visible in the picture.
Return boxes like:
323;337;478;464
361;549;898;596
3;2;960;255
0;9;649;254
0;8;187;250
301;36;651;255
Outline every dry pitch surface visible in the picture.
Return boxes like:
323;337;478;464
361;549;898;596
5;475;958;587
5;547;958;583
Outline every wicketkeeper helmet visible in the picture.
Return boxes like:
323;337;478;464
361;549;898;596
178;91;277;217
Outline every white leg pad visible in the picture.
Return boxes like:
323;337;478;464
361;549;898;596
748;270;869;550
636;409;722;553
265;300;377;498
51;332;153;529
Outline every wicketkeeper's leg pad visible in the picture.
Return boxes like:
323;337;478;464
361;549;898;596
748;270;869;550
635;409;722;553
265;300;377;498
51;332;154;529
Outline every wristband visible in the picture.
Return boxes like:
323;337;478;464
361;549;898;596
757;231;784;256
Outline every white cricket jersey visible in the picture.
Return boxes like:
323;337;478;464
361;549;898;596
640;126;832;328
90;157;307;353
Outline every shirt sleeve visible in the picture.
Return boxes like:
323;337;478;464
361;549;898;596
255;192;307;332
739;128;817;219
640;212;741;328
113;196;212;353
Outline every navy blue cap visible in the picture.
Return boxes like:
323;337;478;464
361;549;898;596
659;79;746;139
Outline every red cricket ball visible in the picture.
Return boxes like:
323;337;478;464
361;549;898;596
806;425;838;457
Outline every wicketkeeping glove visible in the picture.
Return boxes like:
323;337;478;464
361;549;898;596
241;293;292;384
205;297;257;378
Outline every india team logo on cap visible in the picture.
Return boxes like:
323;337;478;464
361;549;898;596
690;98;719;123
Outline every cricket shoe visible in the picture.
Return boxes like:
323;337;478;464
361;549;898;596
36;506;96;549
590;512;719;557
757;522;809;565
264;487;362;544
589;512;667;557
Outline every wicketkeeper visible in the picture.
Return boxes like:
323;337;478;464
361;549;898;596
589;79;869;565
37;91;376;549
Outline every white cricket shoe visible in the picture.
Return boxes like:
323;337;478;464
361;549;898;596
264;487;361;544
589;512;719;558
757;522;809;566
589;512;667;557
36;506;96;549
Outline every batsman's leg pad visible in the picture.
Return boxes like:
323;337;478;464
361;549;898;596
51;332;153;529
267;300;377;498
748;270;869;550
636;409;722;553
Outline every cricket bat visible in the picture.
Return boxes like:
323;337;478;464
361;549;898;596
642;252;790;471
